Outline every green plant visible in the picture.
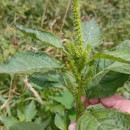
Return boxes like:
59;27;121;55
0;0;130;129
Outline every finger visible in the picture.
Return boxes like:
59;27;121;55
74;96;100;108
68;122;76;130
100;94;130;114
88;98;100;105
100;94;126;108
114;99;130;114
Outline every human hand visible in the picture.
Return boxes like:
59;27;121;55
68;94;130;130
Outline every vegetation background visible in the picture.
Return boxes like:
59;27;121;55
0;0;130;129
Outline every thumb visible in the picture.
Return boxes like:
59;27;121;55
68;122;76;130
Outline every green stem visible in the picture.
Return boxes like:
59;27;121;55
76;77;84;120
72;0;85;120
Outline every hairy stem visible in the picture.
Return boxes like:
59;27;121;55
72;0;84;120
76;80;83;120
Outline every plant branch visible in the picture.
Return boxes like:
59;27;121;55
41;0;49;28
60;0;72;32
24;76;44;104
0;76;14;110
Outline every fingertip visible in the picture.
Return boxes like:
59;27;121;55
68;122;76;130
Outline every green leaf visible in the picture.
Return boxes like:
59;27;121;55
91;40;130;75
85;40;130;98
17;110;25;122
50;104;65;115
29;71;63;88
0;116;18;130
17;25;63;48
108;62;130;74
9;122;44;130
68;109;76;122
86;71;129;98
119;81;130;99
49;89;74;109
54;114;67;130
40;117;51;129
82;18;102;47
115;40;130;51
85;59;129;98
76;108;130;130
92;50;130;64
24;101;37;121
106;40;130;74
0;51;61;75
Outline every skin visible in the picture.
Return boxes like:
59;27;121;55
68;94;130;130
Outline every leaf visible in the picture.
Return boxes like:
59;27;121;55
49;89;74;109
24;101;37;121
85;41;130;98
9;122;44;130
115;40;130;51
86;71;129;98
86;45;130;99
108;62;130;74
68;109;76;122
106;40;130;74
92;40;130;75
76;108;130;130
39;117;51;129
17;110;25;122
29;71;63;88
54;114;67;130
0;51;61;75
50;104;65;115
17;25;63;48
0;116;18;130
119;81;130;99
92;50;130;64
85;59;129;98
82;18;102;47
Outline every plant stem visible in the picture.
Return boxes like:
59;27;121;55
71;2;92;119
72;0;85;120
76;76;85;120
